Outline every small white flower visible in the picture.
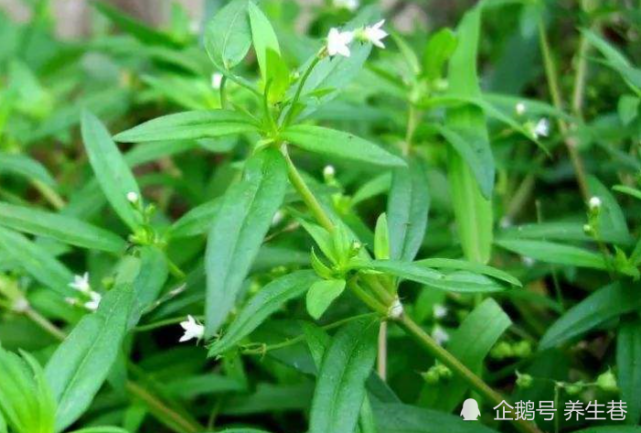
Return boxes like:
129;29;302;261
589;196;602;211
500;217;512;229
362;20;388;49
189;20;200;35
515;102;526;116
323;165;336;178
127;192;139;203
69;273;91;293
211;72;223;90
522;256;535;267
388;297;404;319
532;118;550;139
271;210;284;226
12;298;29;313
333;0;359;11
327;28;354;58
84;291;102;312
179;315;205;343
432;326;450;346
433;304;448;319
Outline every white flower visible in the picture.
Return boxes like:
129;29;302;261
532;118;550;139
323;165;336;177
333;0;359;11
211;72;223;90
515;102;526;116
12;298;29;313
69;273;91;293
84;291;102;311
432;326;450;346
433;304;448;319
363;20;388;49
127;192;139;203
388;297;404;319
271;210;284;226
327;28;354;58
500;217;512;229
179;315;205;343
589;196;602;211
522;256;535;267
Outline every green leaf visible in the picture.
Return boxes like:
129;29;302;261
45;282;134;431
374;402;500;433
0;202;125;253
282;125;405;167
128;247;168;328
0;227;74;297
306;279;346;320
618;95;640;125
445;7;494;265
540;282;641;349
583;29;641;91
356;260;507;293
613;185;641;202
423;28;458;80
81;111;141;230
419;299;511;411
387;161;430;262
114;110;260;143
374;214;390;260
208;271;319;356
266;49;290;104
309;319;378;433
93;2;179;47
205;149;288;335
618;317;641;425
247;2;280;81
67;428;130;433
587;176;631;245
0;152;56;187
171;198;222;238
416;258;521;287
205;0;252;70
496;239;608;270
438;124;494;199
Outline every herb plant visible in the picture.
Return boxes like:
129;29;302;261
0;1;640;433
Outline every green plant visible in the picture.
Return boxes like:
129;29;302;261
0;0;640;432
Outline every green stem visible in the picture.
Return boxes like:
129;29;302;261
33;179;65;210
396;314;543;433
281;145;335;232
25;307;67;341
283;150;542;433
219;75;228;110
538;18;589;199
283;54;322;127
135;315;205;333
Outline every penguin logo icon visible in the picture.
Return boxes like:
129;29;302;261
460;398;481;421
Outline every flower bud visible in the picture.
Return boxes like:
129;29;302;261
513;341;533;358
421;367;440;385
490;341;514;360
596;370;618;392
516;372;533;389
127;191;139;203
435;364;452;380
588;196;602;212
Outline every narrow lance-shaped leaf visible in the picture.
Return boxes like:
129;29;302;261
387;160;430;262
247;2;280;80
0;227;74;297
0;202;125;253
445;7;494;264
0;152;56;187
208;271;319;357
45;282;134;432
128;246;168;329
282;125;406;168
617;318;641;425
587;176;631;245
114;110;260;143
540;282;641;349
306;279;346;320
205;148;288;336
309;318;378;433
205;0;252;70
81;111;141;230
496;239;608;270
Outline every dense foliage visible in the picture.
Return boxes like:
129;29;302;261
0;0;640;432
